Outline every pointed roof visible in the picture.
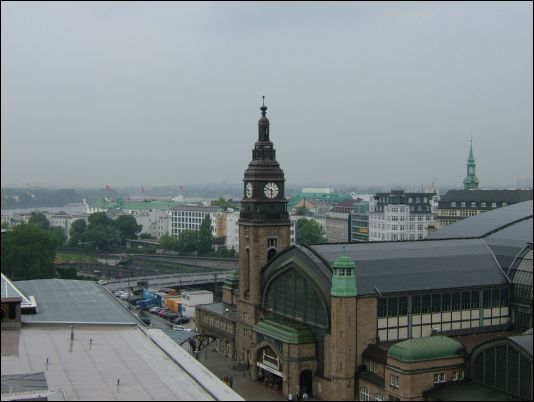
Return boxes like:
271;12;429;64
467;139;475;163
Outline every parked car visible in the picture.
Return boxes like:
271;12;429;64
162;311;176;319
165;313;179;321
173;325;192;332
173;316;190;325
139;317;151;326
148;307;159;313
158;309;170;317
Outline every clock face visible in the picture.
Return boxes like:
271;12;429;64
246;183;253;198
264;182;279;199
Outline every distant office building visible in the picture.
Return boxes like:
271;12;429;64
224;211;240;251
436;189;533;230
325;199;354;243
47;213;89;239
169;205;220;238
369;189;438;241
351;199;369;242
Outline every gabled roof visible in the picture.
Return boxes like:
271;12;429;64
430;200;532;239
308;239;507;296
428;200;533;269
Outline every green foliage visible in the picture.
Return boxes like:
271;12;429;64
197;215;213;255
88;212;113;227
177;230;199;254
29;212;50;230
68;219;87;247
296;218;326;245
113;215;142;244
214;247;237;258
83;224;121;252
56;265;78;279
296;206;309;216
210;197;239;209
49;226;67;248
1;222;10;229
159;234;179;251
1;224;57;280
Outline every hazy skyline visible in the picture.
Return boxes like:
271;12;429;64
1;2;533;189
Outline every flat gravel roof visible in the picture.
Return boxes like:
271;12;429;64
15;279;138;324
1;326;214;401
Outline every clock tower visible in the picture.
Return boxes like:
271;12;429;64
236;98;291;363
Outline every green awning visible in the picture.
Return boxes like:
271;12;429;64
254;318;315;344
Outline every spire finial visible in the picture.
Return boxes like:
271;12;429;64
260;96;267;115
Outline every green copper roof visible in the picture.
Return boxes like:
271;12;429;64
254;318;316;344
223;269;239;289
331;254;357;297
464;141;479;190
388;335;464;363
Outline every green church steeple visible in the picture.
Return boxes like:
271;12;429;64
463;139;479;190
331;248;357;297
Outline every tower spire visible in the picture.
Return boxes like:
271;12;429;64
258;96;270;142
463;137;479;189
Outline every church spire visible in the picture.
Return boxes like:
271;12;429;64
258;96;269;142
463;138;479;190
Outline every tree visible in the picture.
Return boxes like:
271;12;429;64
29;212;50;230
159;234;179;251
296;206;309;216
1;222;10;229
114;215;142;244
197;215;213;255
88;212;113;227
49;226;67;248
1;224;57;280
83;224;121;252
68;219;87;247
177;230;198;254
296;218;326;245
210;197;239;210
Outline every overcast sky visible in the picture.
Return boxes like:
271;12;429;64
1;1;532;189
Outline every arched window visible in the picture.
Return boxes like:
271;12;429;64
265;268;328;328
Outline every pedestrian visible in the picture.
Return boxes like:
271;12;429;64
296;390;301;400
229;376;233;388
303;391;308;400
288;393;293;401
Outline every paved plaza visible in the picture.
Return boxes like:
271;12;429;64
197;348;286;401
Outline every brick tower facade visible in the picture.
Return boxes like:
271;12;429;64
235;99;291;364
